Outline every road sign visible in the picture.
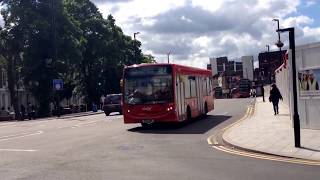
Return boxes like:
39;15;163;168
53;79;63;91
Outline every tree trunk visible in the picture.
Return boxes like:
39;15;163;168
7;55;20;120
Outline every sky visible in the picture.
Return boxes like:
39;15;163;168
1;0;320;68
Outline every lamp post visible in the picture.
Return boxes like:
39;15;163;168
133;32;140;63
273;19;284;83
265;45;272;84
277;27;301;148
266;45;270;52
133;32;140;40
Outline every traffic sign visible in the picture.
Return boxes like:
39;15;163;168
53;79;63;91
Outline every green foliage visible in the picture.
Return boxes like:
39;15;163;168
0;0;150;115
142;54;157;63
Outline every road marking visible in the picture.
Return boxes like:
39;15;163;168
71;120;100;128
217;112;229;116
0;131;43;142
212;145;320;166
0;149;37;152
221;106;253;132
207;103;320;166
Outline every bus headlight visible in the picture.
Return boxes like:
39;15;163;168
167;106;173;111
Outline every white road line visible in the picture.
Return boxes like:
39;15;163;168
0;131;43;142
71;120;100;128
217;112;229;116
0;149;37;152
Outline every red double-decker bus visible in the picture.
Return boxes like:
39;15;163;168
122;63;214;126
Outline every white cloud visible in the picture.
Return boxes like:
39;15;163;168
283;16;314;28
0;17;3;27
2;0;320;69
306;0;316;7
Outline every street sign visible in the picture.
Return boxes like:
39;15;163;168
53;79;63;91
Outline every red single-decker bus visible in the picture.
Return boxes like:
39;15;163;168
122;63;214;126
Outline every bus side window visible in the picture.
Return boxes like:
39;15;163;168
207;77;210;95
189;76;196;98
184;76;191;98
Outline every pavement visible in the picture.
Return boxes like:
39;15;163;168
223;96;320;161
0;110;105;122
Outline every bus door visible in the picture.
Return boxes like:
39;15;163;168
176;75;186;121
196;77;204;114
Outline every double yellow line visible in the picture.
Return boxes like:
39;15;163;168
207;103;320;166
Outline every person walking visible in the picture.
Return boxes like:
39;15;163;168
27;103;32;120
261;85;265;102
269;84;283;115
20;104;26;120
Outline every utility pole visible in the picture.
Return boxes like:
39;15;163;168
133;32;140;41
167;51;171;63
273;19;284;84
277;27;301;148
51;0;60;118
133;32;140;64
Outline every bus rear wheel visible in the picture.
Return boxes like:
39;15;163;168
204;103;208;115
186;106;192;121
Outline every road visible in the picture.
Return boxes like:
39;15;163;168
0;99;319;180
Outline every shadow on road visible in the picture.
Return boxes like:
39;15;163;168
127;115;231;134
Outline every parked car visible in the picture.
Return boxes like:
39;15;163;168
103;94;122;116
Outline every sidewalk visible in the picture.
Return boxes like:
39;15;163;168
223;97;320;161
0;110;104;122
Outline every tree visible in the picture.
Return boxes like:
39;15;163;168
0;0;31;119
65;0;145;106
0;0;82;116
142;54;157;63
0;0;147;116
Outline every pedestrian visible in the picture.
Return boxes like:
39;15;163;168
27;103;32;120
31;105;36;119
261;85;265;102
20;104;26;120
269;84;283;115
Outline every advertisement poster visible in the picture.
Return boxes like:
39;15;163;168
298;68;320;97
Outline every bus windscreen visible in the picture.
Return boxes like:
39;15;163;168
124;66;173;105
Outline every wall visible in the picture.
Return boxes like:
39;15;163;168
275;61;291;107
276;42;320;129
295;42;320;129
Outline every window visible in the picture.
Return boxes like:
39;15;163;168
203;77;208;96
206;77;211;95
184;76;190;98
189;76;196;97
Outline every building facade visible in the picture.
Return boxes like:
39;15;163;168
209;57;243;77
241;56;254;81
258;50;287;84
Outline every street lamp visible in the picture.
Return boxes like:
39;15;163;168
273;19;284;81
272;19;284;49
133;32;140;40
133;32;140;63
277;27;301;148
265;45;272;84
